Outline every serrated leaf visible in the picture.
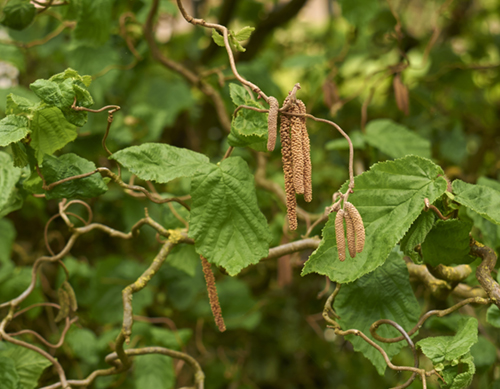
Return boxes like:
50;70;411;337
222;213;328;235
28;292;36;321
0;115;30;147
211;29;225;47
0;342;52;389
30;78;75;109
440;353;475;389
39;153;107;200
0;356;19;389
0;0;36;30
453;179;500;225
49;68;93;89
6;94;36;115
364;119;431;159
400;211;435;261
188;157;272;275
29;107;77;163
0;152;23;218
233;26;255;41
421;219;473;266
486;305;500;328
133;354;174;389
334;249;420;375
417;317;478;364
110;143;210;184
302;155;447;283
167;244;199;277
229;83;251;106
73;0;114;47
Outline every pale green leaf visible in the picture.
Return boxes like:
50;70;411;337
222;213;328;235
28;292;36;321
0;152;23;218
233;26;255;41
453;179;500;225
49;68;93;89
37;153;107;199
0;0;36;30
133;354;174;389
364;119;431;159
442;353;475;389
417;317;478;364
167;244;199;277
73;0;114;47
10;142;28;168
0;342;52;389
211;29;225;47
421;219;473;266
231;37;246;52
30;79;74;109
229;83;251;106
334;249;420;375
29;107;77;163
302;155;447;283
0;115;30;147
6;93;37;115
486;305;500;328
189;157;272;276
400;211;435;261
325;130;366;150
0;356;19;389
110;143;210;184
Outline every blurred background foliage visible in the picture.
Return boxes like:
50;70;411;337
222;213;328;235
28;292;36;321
1;0;500;388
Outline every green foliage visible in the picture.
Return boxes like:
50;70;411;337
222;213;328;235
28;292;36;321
421;219;474;266
166;244;199;277
133;354;174;389
334;249;420;375
0;152;23;218
453;179;500;225
400;211;435;262
110;143;209;183
0;115;30;147
72;0;114;47
0;342;52;389
189;157;272;275
303;155;447;283
0;356;19;389
0;0;36;30
486;305;500;328
211;26;255;52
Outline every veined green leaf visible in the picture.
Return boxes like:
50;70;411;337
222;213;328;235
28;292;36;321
39;153;107;200
6;94;37;115
442;353;475;389
234;26;255;41
453;179;500;225
0;356;19;389
189;157;272;275
400;211;435;262
133;354;174;389
49;68;92;89
30;78;75;109
0;152;23;218
302;155;447;283
0;0;36;30
0;342;52;389
29;107;77;163
486;305;500;328
110;143;210;183
334;249;420;375
0;115;30;147
166;244;199;277
421;219;473;266
364;119;431;159
211;29;225;47
73;0;114;47
229;83;251;106
417;317;478;364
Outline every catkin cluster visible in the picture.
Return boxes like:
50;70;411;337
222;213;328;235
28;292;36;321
276;96;312;230
334;202;365;261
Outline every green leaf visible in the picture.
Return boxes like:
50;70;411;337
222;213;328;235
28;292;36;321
6;93;37;115
49;68;92;89
150;327;192;350
229;83;251;106
39;153;107;200
0;115;30;147
10;142;28;168
421;219;473;266
0;152;23;218
189;157;272;276
167;244;199;277
325;130;366;150
0;0;36;30
453;179;500;225
109;143;210;184
400;211;435;261
334;249;420;375
470;336;496;368
417;317;478;364
486;305;500;328
73;0;114;47
302;155;447;283
0;218;16;283
442;353;475;389
30;79;75;109
233;26;255;41
364;119;431;159
211;29;225;47
339;0;381;26
133;354;174;389
0;356;19;389
0;342;52;389
66;328;99;365
29;107;77;163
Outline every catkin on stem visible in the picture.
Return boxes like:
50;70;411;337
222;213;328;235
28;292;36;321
280;103;297;230
344;209;357;258
290;102;305;194
201;256;226;332
267;96;279;151
335;210;346;262
296;100;312;202
344;202;365;253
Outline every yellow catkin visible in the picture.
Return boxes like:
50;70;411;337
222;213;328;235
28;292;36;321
280;101;297;230
344;208;357;258
267;96;279;152
344;202;365;253
296;100;312;202
290;102;305;194
335;209;346;262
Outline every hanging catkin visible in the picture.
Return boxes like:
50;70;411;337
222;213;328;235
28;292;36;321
267;96;279;151
280;102;297;230
335;209;346;262
344;202;365;253
343;209;357;258
201;256;226;332
297;100;312;202
290;101;305;194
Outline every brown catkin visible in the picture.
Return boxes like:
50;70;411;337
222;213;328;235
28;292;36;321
343;208;357;258
290;102;305;194
55;288;70;323
201;256;226;332
280;104;297;230
62;280;78;312
267;96;279;151
335;210;346;262
296;100;312;202
344;202;365;253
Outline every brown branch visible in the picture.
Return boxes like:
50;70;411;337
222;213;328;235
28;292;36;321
7;317;78;349
426;263;471;283
265;238;321;260
471;242;500;309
